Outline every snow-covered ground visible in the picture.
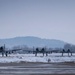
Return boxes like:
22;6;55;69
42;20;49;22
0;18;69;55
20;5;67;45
0;53;75;63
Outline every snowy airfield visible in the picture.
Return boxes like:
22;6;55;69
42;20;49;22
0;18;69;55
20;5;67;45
0;53;75;63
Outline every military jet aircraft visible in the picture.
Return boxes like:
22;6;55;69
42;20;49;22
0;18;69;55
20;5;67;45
0;45;22;57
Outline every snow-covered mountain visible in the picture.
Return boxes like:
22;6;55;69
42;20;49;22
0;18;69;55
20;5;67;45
0;36;66;48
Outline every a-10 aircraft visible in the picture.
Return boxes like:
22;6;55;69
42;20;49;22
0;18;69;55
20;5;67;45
0;45;22;57
0;45;72;57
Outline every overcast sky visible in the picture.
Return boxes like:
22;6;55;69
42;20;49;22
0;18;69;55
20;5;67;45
0;0;75;44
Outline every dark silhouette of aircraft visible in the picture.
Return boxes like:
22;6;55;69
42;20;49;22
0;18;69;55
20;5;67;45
0;44;22;57
33;47;52;56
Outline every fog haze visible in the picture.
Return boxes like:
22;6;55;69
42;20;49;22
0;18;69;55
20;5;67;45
0;0;75;44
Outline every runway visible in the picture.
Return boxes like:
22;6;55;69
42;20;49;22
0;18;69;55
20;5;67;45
0;62;75;75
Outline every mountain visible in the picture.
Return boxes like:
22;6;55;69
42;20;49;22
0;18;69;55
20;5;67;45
0;36;66;48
